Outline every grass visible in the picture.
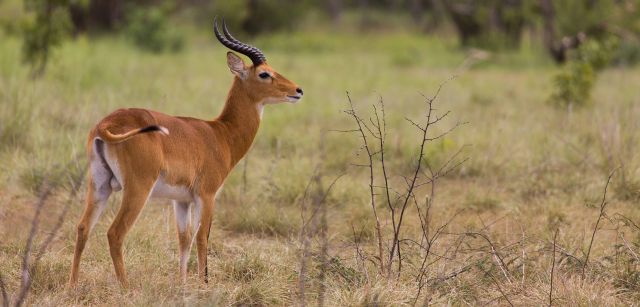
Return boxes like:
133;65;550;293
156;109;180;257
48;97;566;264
1;26;640;306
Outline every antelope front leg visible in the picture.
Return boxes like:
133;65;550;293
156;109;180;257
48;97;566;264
173;201;192;283
195;195;215;283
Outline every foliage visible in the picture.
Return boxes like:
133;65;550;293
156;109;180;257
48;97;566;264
549;62;595;109
0;0;27;35
612;40;640;66
576;37;618;70
552;0;614;39
550;0;640;66
21;0;72;76
549;37;617;108
2;23;640;307
7;0;640;67
210;0;309;35
443;0;537;50
210;0;249;32
611;0;640;38
240;0;309;35
609;0;640;65
125;6;183;54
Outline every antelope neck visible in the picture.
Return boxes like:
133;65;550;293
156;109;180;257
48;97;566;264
213;78;261;166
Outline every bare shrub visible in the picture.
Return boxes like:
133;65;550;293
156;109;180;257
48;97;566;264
1;163;83;307
340;81;472;295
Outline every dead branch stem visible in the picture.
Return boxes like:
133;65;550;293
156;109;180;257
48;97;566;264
549;229;559;307
582;169;616;280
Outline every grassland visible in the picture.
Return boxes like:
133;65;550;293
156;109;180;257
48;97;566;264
1;26;640;306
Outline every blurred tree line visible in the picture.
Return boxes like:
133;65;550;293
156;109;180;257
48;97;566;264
1;0;639;75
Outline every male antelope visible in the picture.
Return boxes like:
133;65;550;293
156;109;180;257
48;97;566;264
69;18;303;287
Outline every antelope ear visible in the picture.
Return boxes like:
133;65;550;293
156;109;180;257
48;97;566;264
227;52;248;79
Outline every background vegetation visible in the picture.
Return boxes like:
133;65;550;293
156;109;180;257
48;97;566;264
1;0;640;306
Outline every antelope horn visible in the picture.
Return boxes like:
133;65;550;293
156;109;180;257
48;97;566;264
213;16;266;66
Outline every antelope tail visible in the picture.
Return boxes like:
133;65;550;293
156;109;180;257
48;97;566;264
98;125;169;144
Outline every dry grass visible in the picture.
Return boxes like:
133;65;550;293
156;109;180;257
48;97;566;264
1;28;640;306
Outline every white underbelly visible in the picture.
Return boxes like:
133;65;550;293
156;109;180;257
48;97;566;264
101;143;193;202
150;178;193;202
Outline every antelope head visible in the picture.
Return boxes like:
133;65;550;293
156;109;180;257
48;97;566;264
214;17;304;106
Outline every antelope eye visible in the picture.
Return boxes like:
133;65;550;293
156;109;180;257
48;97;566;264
258;72;270;79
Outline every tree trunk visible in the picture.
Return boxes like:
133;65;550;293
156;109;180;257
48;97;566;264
443;1;483;46
409;0;425;24
540;0;556;55
358;0;372;30
423;0;446;32
494;0;526;48
87;0;123;30
539;0;584;63
68;3;87;35
326;0;342;24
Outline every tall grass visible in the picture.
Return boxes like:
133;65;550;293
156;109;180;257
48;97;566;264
1;27;640;305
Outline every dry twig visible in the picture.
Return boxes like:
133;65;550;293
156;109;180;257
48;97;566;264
549;229;559;307
582;169;616;280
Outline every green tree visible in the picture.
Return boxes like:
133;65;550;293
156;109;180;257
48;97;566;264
125;5;184;53
21;0;73;77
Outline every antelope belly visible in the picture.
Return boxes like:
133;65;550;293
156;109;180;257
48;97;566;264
151;178;193;202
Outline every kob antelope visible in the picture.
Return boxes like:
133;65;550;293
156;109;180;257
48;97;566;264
69;18;303;287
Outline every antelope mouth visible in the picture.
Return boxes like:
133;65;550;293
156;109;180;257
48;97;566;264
287;95;302;102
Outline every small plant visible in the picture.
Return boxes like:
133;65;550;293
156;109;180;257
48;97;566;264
322;256;363;285
614;171;640;202
549;37;617;109
549;61;595;108
342;80;467;282
222;252;268;282
612;241;640;294
125;6;183;54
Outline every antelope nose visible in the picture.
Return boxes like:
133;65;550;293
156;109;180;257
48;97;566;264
296;88;304;95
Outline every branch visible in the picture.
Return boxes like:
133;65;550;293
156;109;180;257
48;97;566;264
13;185;52;307
13;161;85;307
618;232;639;263
478;266;515;307
345;91;385;274
582;169;616;280
0;272;8;307
549;229;559;307
462;231;512;284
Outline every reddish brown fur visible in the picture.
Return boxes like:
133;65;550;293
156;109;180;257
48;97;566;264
69;53;301;287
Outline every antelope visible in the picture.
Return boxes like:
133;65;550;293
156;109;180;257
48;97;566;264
69;18;303;287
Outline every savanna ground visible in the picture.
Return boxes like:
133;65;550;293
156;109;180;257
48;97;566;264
1;22;640;306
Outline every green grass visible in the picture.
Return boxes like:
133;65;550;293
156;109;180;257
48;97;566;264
1;27;640;305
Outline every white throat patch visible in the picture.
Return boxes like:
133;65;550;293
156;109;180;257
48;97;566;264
256;103;264;119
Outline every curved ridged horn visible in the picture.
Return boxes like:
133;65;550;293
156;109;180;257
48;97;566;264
213;16;266;66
